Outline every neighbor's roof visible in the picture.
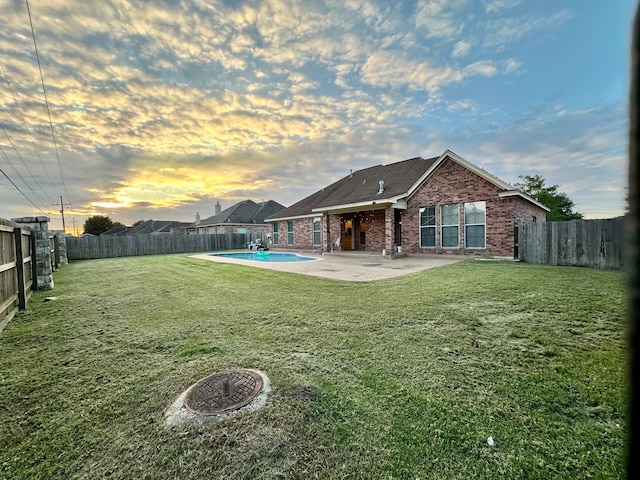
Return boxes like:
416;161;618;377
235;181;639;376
127;220;191;234
195;199;285;227
266;150;548;221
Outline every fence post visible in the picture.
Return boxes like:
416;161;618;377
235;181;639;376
30;233;37;291
53;235;60;270
14;228;26;310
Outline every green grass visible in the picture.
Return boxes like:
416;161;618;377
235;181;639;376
0;255;627;479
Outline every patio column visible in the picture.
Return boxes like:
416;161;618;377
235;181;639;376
384;206;395;256
322;214;331;252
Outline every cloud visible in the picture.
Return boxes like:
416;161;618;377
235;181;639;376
414;0;470;39
483;10;574;51
452;40;472;58
483;0;524;14
0;0;627;227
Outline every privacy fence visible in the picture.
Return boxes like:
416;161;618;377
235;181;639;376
518;217;625;270
0;216;62;332
66;233;247;260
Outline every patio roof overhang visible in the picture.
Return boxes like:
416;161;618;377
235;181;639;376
311;198;408;215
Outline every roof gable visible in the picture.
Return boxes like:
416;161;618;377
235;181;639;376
268;156;437;220
267;149;549;221
198;199;285;226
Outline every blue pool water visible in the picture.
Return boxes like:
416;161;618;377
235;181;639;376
210;252;318;263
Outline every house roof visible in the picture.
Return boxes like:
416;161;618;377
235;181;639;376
100;225;130;236
195;199;285;227
266;156;438;220
127;220;191;234
267;150;548;221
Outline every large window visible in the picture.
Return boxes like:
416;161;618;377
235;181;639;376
441;204;459;248
287;220;294;245
464;201;486;248
313;217;321;245
272;222;279;244
419;206;436;247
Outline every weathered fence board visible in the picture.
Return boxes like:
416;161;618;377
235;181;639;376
518;217;625;270
66;233;247;260
0;219;34;332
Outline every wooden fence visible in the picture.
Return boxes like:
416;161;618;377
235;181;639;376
0;220;35;331
66;233;247;260
518;217;625;270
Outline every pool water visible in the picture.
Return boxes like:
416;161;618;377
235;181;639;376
210;252;318;263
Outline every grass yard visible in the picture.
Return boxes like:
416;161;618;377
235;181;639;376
0;255;628;479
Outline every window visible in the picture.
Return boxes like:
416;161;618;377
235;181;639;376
287;220;294;245
419;206;436;247
313;217;321;245
272;222;279;244
441;204;459;247
464;201;486;248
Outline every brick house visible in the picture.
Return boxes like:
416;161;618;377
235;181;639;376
265;150;548;257
185;199;285;240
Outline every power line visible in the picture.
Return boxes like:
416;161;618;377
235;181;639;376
25;0;71;205
0;60;56;194
0;142;50;209
0;162;50;216
0;122;56;204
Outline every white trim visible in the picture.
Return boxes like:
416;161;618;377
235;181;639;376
498;190;550;212
311;197;406;214
266;213;319;222
407;150;514;198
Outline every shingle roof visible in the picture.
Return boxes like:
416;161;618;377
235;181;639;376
127;220;191;234
197;199;285;226
267;156;438;220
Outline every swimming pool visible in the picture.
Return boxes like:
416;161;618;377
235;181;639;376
210;252;319;263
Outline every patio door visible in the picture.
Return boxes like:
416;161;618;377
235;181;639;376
344;219;354;250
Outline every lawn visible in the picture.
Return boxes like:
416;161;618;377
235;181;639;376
0;255;628;479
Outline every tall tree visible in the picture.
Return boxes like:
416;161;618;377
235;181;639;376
83;215;116;235
514;175;583;221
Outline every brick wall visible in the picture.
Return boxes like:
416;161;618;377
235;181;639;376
274;158;547;257
403;158;540;257
270;218;321;249
514;198;547;224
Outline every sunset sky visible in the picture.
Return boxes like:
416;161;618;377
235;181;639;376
0;0;634;233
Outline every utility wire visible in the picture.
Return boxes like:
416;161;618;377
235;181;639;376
25;0;71;205
0;142;50;208
0;148;50;215
0;60;56;196
0;122;56;204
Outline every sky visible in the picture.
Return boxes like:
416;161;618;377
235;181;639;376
0;0;635;233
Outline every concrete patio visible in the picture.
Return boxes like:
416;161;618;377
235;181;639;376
189;250;467;282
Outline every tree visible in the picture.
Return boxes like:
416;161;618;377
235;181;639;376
514;174;583;221
132;219;146;227
83;215;116;235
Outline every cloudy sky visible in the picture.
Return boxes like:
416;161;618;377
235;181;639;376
0;0;634;232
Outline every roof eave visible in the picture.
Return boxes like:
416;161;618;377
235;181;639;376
498;191;551;212
265;213;321;222
407;149;515;198
311;196;407;214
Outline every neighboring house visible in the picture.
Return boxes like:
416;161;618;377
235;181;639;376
100;225;130;236
265;150;549;257
186;200;285;240
100;220;191;235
